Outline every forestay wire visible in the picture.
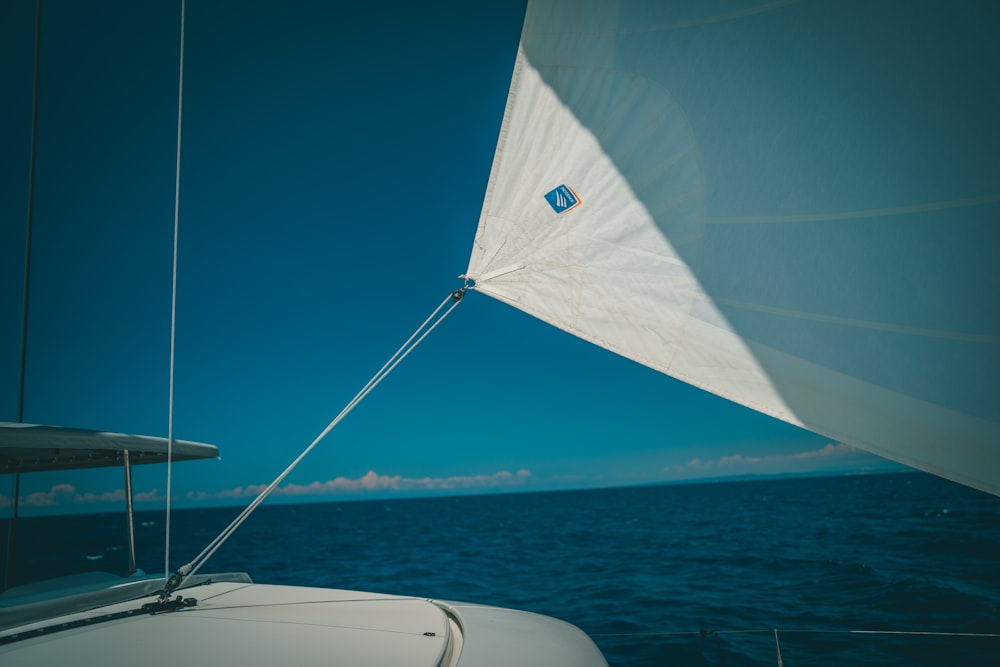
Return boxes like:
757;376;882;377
159;288;467;596
164;0;186;580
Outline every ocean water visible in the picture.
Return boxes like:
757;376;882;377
6;472;1000;665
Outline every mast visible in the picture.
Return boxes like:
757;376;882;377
4;0;43;593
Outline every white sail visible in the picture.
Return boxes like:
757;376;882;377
466;0;1000;496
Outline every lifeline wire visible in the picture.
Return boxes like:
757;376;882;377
175;290;465;585
590;628;1000;639
592;627;1000;667
165;0;186;580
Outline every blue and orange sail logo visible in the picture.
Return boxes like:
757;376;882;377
544;184;581;215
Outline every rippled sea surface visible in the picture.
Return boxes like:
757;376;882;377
9;472;1000;665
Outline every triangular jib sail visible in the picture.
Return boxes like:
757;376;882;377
465;0;1000;495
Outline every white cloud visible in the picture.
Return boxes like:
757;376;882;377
669;442;860;475
75;489;127;504
135;489;165;502
790;442;854;459
21;483;78;507
186;469;533;501
717;453;764;466
0;484;166;510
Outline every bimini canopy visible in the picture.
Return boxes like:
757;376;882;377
0;423;218;474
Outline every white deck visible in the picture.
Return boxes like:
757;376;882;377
0;579;607;667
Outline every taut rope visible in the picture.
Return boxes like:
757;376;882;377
164;0;186;581
156;288;467;601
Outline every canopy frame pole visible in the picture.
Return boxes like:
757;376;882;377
3;474;21;592
123;450;137;575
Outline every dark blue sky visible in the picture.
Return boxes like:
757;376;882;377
0;0;900;515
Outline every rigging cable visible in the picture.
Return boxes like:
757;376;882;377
5;0;44;594
158;288;467;597
164;0;186;580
